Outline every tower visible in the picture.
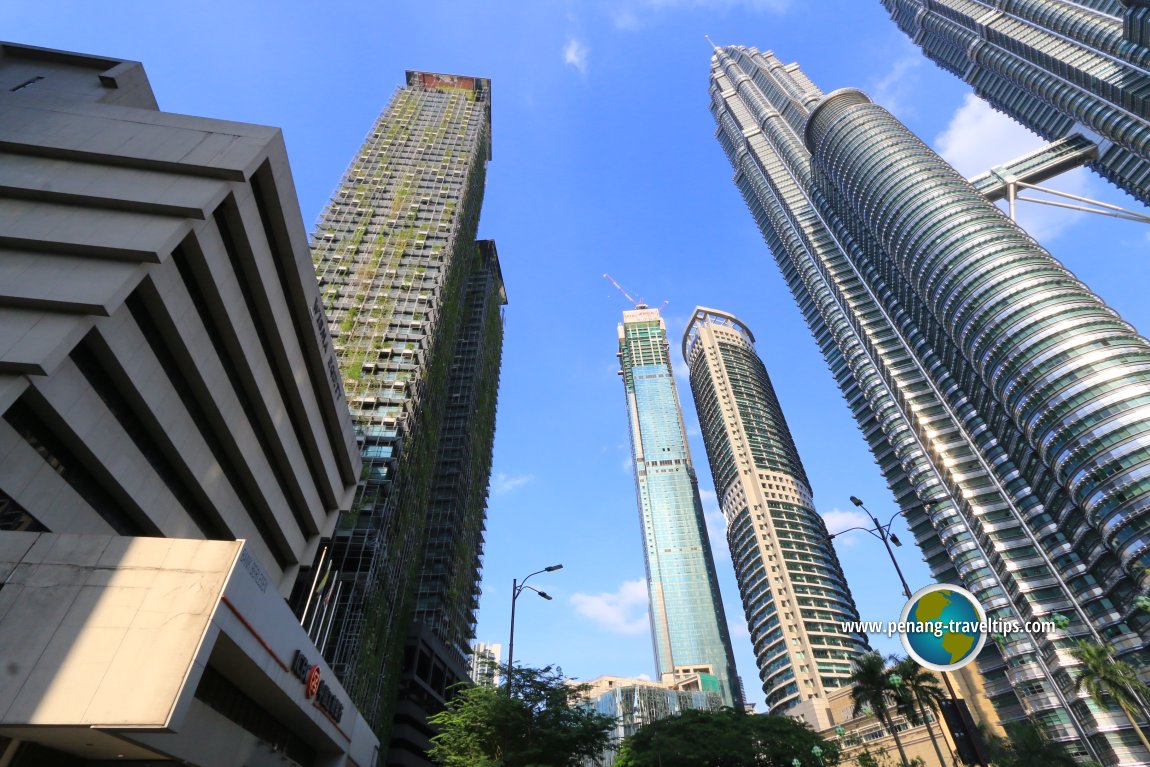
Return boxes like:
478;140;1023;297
617;305;743;708
882;0;1150;205
307;70;501;750
710;44;1150;764
682;308;869;712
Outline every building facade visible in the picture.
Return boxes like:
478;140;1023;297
882;0;1150;205
710;44;1150;764
0;42;376;766
578;674;726;767
617;306;742;708
682;308;868;712
306;71;502;760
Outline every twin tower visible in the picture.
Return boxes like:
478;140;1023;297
621;29;1150;765
618;303;867;713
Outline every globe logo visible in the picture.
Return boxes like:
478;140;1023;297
899;584;986;672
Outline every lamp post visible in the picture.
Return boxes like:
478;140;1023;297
811;744;825;766
506;563;563;695
832;496;989;767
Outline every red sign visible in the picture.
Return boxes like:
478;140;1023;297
306;665;321;699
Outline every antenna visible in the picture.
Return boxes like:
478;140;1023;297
603;274;647;309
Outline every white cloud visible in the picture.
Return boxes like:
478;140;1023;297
729;618;750;640
492;472;533;495
934;94;1093;243
563;38;589;75
622;455;634;473
821;507;871;546
868;54;922;121
571;579;650;635
611;0;791;29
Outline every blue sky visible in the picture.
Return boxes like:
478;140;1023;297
8;0;1149;711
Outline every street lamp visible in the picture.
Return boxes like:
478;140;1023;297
792;759;802;767
827;496;912;600
506;563;563;694
831;496;989;767
811;744;824;766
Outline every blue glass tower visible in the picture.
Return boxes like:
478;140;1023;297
618;306;742;708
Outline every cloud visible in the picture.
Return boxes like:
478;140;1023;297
934;95;1093;242
492;472;533;495
563;38;589;74
571;579;650;634
611;0;791;29
868;53;922;121
821;507;871;546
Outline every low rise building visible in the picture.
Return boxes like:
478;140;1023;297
0;41;376;767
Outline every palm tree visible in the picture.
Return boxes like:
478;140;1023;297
1070;641;1150;756
849;652;911;767
890;657;951;767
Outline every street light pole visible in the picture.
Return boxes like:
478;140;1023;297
506;564;563;695
839;496;989;767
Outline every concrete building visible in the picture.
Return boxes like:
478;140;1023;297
883;0;1150;206
791;666;1003;767
469;642;502;687
577;674;726;767
307;71;503;764
710;44;1150;764
683;307;869;712
0;42;375;766
617;306;742;708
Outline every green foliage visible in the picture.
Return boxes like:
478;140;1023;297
613;708;840;767
978;721;1078;767
427;665;614;767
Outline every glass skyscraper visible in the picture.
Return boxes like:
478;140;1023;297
307;70;502;753
682;307;869;712
618;306;743;708
883;0;1150;206
710;45;1150;764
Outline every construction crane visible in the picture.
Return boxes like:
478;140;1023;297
603;274;669;311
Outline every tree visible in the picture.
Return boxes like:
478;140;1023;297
978;720;1077;767
613;707;840;767
848;653;911;767
1070;641;1150;756
889;657;950;767
427;664;615;767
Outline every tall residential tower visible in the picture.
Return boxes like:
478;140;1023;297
618;306;742;709
710;45;1150;764
883;0;1150;205
307;71;503;758
683;308;868;712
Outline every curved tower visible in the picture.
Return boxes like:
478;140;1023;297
882;0;1150;205
618;306;743;708
710;44;1150;764
683;307;868;712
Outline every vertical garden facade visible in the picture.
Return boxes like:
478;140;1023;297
711;45;1150;763
308;71;496;740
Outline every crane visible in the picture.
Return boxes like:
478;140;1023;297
603;274;668;311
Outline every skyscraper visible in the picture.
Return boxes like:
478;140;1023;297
682;308;868;712
618;306;742;709
307;70;502;752
882;0;1150;205
710;45;1150;764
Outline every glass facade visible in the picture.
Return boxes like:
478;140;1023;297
883;0;1150;206
618;307;743;708
711;46;1150;764
683;308;869;712
307;71;500;738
